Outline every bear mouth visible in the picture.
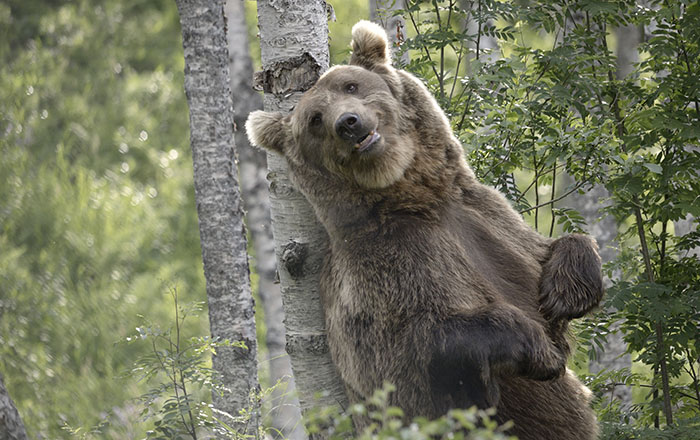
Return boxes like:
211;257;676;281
354;130;381;153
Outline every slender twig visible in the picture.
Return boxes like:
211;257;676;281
167;291;198;439
433;0;445;100
452;81;469;111
446;0;454;28
406;2;442;85
533;144;540;230
515;163;566;204
476;0;482;60
449;42;465;102
597;19;626;139
634;204;674;426
603;382;699;402
659;219;668;277
153;335;194;437
684;349;700;411
549;164;557;237
456;93;473;132
519;178;590;214
153;339;176;384
600;10;674;421
654;363;660;428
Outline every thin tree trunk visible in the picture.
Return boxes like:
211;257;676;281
571;185;632;409
616;22;641;79
570;22;641;411
224;1;304;438
175;0;259;435
369;0;409;65
674;214;699;257
0;374;27;440
560;14;639;410
634;208;674;426
254;0;348;413
673;148;698;257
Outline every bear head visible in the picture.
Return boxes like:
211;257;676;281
246;20;422;190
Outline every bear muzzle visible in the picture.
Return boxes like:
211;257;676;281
334;112;381;152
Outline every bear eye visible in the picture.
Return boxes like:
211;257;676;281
345;83;358;94
309;113;323;127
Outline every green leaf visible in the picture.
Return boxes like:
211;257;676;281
643;163;663;174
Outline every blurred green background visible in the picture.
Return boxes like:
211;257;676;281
0;0;369;437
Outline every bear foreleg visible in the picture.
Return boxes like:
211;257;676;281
428;304;567;411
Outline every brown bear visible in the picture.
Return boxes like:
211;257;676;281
247;20;603;440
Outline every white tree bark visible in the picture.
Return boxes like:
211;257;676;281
175;0;259;435
254;0;347;413
0;374;27;440
673;148;699;258
224;1;304;438
615;23;641;79
369;0;409;65
675;215;699;257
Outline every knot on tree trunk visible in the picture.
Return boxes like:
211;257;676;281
281;240;308;278
286;333;330;355
253;52;323;94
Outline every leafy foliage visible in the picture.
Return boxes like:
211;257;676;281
127;290;228;440
394;0;700;435
0;0;206;437
306;383;515;440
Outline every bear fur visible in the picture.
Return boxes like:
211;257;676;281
247;20;603;440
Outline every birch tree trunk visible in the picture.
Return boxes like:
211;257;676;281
675;216;699;256
224;1;304;438
254;0;347;412
175;0;259;435
0;373;27;440
369;0;409;65
616;22;641;79
567;185;632;408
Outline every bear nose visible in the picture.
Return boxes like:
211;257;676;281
335;112;362;141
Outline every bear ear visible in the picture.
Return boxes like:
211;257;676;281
246;110;289;155
350;20;390;70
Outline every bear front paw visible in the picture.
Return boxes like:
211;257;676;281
539;234;604;322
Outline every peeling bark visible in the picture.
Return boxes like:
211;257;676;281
254;53;324;95
224;1;304;438
175;0;259;435
0;374;27;440
255;0;347;413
